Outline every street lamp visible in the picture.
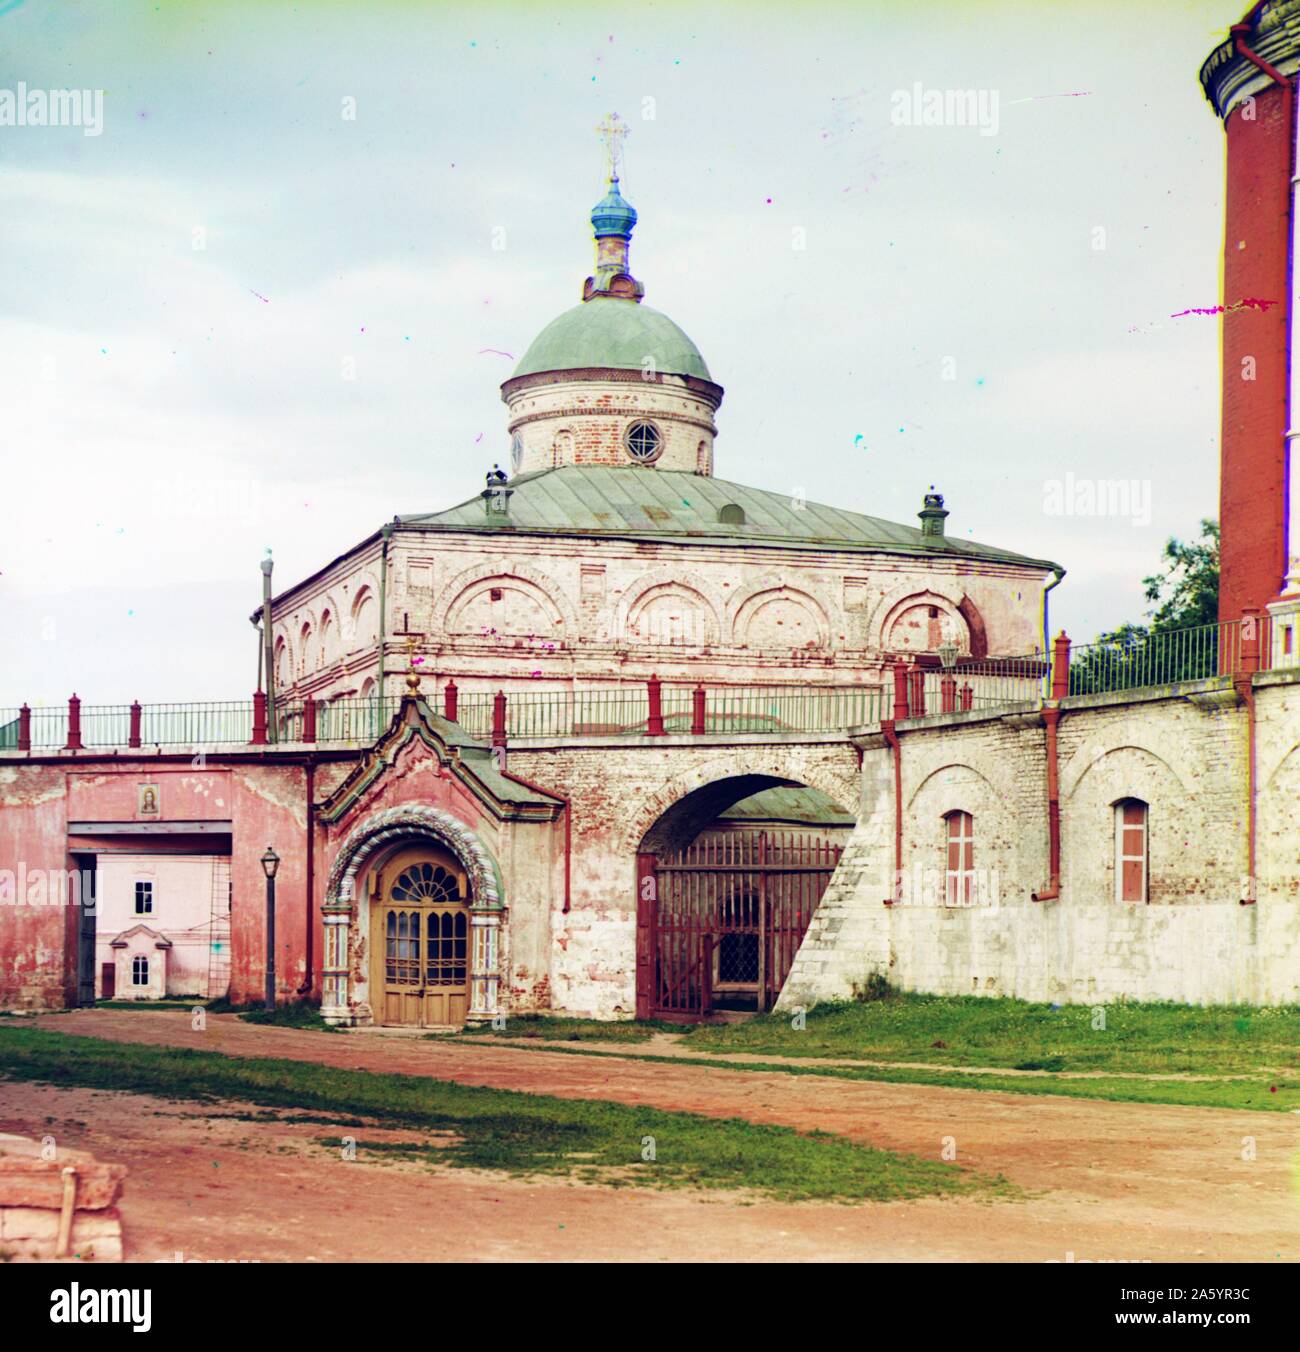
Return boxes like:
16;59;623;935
261;846;280;1011
937;640;959;670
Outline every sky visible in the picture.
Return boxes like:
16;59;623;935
0;0;1240;704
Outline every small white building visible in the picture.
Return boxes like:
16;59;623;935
93;854;229;1000
107;925;172;1001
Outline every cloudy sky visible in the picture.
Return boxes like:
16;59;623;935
1;0;1236;704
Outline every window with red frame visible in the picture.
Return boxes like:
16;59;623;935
944;810;975;906
1115;799;1148;903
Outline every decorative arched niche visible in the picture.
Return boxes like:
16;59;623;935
320;806;504;1027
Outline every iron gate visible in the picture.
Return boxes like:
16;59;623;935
637;830;843;1021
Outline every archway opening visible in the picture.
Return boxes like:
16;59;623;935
636;778;853;1021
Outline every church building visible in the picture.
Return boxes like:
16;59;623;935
8;1;1300;1025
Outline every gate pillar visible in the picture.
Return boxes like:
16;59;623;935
635;852;657;1019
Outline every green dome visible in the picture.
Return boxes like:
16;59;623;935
512;298;712;382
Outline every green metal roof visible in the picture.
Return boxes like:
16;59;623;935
399;465;1060;570
717;787;854;825
512;298;712;382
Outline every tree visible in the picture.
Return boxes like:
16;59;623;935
1070;520;1219;695
1143;519;1219;631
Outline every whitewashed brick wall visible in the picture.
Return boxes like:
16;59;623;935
780;673;1300;1010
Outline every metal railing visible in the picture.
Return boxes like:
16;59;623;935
5;617;1288;754
0;685;884;749
0;698;403;750
693;684;883;734
454;684;885;739
277;696;400;744
0;701;259;749
1066;616;1275;697
915;658;1047;716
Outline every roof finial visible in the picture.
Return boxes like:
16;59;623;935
585;112;644;303
595;111;629;183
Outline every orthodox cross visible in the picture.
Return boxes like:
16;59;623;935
404;634;422;694
595;111;629;181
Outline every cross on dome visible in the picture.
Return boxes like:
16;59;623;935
595;111;629;182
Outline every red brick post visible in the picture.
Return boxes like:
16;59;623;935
940;674;957;714
1239;609;1262;676
691;684;706;736
443;679;458;722
17;704;31;752
491;691;507;748
907;666;926;718
646;674;665;736
1051;631;1072;701
892;663;910;720
65;694;83;751
959;682;974;711
128;701;142;748
251;689;269;745
303;696;317;744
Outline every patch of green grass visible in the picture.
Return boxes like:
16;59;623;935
98;999;209;1011
206;997;341;1033
678;993;1300;1079
0;1025;1009;1203
464;1039;1300;1113
457;1014;689;1044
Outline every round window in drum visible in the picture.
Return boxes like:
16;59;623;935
624;419;663;463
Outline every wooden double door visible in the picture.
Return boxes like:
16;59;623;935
369;847;471;1028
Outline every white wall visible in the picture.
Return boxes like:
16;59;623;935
780;673;1300;1009
94;854;221;998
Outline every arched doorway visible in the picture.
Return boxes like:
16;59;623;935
367;846;471;1027
320;805;504;1028
636;780;852;1020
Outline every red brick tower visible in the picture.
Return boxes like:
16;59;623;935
1200;3;1300;648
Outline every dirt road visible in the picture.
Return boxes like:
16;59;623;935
4;1009;1295;1262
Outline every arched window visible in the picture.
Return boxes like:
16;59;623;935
318;610;334;667
944;811;975;906
1115;799;1148;903
132;955;149;987
351;588;377;647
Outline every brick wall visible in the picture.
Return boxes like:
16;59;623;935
509;736;861;1017
780;673;1300;1010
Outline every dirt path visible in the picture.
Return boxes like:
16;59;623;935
7;1009;1299;1263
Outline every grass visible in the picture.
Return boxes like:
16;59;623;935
679;994;1300;1076
98;999;209;1011
457;1014;687;1044
0;1025;1009;1204
205;997;342;1033
484;1042;1300;1113
459;994;1300;1114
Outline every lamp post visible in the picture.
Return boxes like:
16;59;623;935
261;846;280;1011
937;638;960;715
